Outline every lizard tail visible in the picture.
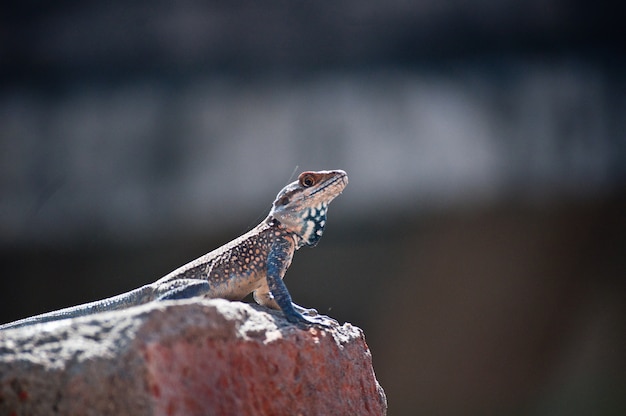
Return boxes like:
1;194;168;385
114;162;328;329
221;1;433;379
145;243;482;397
0;285;155;330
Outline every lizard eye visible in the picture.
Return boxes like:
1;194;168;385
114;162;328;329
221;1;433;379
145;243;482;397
299;173;316;188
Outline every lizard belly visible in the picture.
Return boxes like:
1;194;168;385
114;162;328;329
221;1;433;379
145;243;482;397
205;270;266;301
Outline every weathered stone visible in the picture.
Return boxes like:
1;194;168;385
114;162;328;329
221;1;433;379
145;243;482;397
0;299;386;416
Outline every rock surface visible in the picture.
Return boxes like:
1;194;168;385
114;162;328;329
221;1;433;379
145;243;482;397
0;299;386;416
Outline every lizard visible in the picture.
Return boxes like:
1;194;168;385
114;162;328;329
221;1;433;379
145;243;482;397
0;169;348;330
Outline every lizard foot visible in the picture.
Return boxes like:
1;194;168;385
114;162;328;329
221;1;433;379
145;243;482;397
292;303;318;317
288;311;339;329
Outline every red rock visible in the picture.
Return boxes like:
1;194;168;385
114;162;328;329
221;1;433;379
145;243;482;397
0;299;386;415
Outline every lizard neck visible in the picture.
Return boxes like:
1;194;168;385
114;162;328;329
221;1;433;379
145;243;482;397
264;217;301;249
266;201;327;249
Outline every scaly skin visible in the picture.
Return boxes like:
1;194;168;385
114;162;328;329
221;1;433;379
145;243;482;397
1;170;348;330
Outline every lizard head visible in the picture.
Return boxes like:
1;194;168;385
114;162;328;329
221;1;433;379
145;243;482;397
269;169;348;247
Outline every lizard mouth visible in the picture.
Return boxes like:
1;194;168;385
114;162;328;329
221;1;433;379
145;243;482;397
309;171;347;198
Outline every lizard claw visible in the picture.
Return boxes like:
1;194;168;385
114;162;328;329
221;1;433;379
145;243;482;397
292;303;318;317
292;312;339;329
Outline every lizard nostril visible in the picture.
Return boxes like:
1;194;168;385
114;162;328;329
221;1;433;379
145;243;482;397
279;196;290;206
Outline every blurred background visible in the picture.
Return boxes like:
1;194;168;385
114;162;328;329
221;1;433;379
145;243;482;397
1;1;625;414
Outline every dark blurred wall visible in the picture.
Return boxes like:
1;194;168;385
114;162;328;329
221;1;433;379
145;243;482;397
1;2;625;415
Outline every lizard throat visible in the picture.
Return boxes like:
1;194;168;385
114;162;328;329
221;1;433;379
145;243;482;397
295;202;328;247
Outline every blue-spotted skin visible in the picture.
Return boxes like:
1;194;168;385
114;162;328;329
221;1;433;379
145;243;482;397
297;202;328;247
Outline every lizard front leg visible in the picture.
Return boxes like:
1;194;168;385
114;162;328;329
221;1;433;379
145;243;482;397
260;238;333;327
